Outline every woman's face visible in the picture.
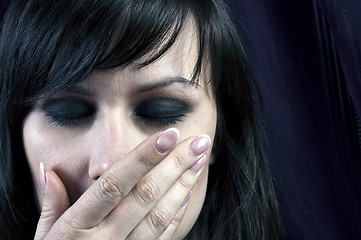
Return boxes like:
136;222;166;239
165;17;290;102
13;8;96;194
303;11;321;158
22;21;217;239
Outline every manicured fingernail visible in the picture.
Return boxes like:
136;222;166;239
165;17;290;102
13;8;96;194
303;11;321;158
190;134;211;156
190;155;206;173
181;191;192;208
39;162;46;192
156;128;179;153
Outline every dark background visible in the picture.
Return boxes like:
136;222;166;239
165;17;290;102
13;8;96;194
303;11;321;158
227;0;361;239
1;0;360;239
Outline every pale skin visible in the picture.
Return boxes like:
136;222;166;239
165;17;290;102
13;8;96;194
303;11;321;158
22;20;217;239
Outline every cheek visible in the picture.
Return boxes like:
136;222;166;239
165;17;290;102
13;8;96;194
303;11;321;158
22;111;91;204
23;112;52;204
23;113;82;169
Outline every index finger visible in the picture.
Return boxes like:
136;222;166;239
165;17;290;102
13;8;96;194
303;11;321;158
49;128;179;233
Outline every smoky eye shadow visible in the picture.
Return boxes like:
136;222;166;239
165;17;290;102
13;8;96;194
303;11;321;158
42;97;96;118
134;98;190;118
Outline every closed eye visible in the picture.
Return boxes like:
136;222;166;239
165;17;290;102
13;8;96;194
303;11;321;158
42;97;96;128
134;98;190;126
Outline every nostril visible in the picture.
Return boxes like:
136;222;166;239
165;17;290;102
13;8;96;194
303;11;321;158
86;127;135;181
88;161;110;181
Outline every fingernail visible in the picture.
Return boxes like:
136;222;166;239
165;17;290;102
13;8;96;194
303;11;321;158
181;191;192;208
156;128;179;153
39;162;46;192
190;155;206;173
190;134;211;156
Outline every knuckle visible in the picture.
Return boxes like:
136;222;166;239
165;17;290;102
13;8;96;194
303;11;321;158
95;173;125;203
171;209;184;226
39;205;54;221
171;155;187;170
176;177;192;191
149;206;171;232
133;177;160;206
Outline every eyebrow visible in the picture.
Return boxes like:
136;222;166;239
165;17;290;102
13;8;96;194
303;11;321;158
136;77;199;93
64;76;199;95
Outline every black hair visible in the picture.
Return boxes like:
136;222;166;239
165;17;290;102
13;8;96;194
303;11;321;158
0;0;283;239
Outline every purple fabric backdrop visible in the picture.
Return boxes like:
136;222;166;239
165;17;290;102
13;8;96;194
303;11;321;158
316;0;361;115
227;0;361;239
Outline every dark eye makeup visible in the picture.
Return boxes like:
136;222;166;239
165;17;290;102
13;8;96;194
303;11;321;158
42;98;96;128
134;98;190;126
42;97;191;128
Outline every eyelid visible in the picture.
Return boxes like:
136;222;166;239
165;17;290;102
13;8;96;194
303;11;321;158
133;97;191;126
42;97;96;128
134;97;190;114
43;97;95;113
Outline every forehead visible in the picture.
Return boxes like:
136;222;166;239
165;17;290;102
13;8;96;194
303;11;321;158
84;17;202;90
134;17;199;80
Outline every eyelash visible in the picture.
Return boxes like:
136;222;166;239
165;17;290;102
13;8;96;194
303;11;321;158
134;114;185;126
46;114;95;128
133;98;189;126
43;98;189;128
43;98;96;128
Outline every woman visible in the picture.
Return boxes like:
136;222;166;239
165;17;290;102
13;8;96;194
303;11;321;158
0;0;283;239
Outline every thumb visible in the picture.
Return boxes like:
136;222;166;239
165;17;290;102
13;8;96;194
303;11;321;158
34;162;70;240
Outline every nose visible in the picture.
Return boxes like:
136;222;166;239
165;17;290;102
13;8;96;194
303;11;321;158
87;112;135;180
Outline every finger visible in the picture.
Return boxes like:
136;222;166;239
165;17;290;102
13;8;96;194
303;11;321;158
34;164;70;240
157;193;190;240
104;135;210;237
46;128;179;237
126;154;206;240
